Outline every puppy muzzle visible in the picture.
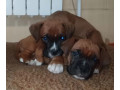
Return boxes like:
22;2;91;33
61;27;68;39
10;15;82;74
43;48;63;58
67;64;94;80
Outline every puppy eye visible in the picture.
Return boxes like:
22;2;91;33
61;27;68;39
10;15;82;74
60;36;65;40
72;51;78;56
92;56;97;62
42;36;47;41
94;57;97;61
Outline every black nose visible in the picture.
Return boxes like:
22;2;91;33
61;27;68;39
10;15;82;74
51;50;59;55
51;49;63;56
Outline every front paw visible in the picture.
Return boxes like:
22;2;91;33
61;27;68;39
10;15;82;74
47;64;63;74
93;68;99;74
26;59;42;66
19;58;42;66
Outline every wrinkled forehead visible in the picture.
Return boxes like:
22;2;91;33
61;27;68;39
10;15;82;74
40;21;65;37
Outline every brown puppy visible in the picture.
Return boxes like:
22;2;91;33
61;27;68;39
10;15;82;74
16;17;75;74
51;11;111;66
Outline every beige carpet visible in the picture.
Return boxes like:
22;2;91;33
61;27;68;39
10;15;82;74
6;43;114;90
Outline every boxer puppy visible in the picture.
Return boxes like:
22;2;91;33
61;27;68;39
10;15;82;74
66;39;100;80
50;11;111;68
16;19;75;74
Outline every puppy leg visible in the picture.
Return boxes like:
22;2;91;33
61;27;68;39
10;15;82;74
94;68;99;74
18;50;34;63
32;48;44;66
48;56;64;74
19;49;42;66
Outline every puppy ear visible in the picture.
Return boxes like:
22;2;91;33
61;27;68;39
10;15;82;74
62;23;75;39
100;47;111;66
29;22;43;41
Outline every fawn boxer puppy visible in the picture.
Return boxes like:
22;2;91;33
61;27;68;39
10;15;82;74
16;18;75;74
66;39;100;80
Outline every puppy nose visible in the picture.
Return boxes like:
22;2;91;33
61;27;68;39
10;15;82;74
51;49;63;56
51;50;59;55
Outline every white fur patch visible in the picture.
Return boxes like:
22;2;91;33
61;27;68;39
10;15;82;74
25;59;42;66
50;42;57;50
47;64;63;74
19;58;24;63
93;69;99;74
73;75;85;80
48;52;54;58
34;59;42;66
26;60;36;65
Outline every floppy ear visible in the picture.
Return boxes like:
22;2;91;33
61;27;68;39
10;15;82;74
100;47;111;66
62;23;75;39
29;22;43;41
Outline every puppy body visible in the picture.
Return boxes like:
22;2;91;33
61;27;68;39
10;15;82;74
16;36;36;61
51;11;111;66
16;36;45;66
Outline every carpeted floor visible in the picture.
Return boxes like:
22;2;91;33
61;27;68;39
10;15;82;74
6;43;114;90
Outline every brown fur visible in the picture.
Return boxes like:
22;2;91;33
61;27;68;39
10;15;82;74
17;11;111;69
53;11;111;66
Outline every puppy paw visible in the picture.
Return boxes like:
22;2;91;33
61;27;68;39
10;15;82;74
34;59;43;66
93;69;99;74
47;64;63;74
19;58;24;63
25;59;42;66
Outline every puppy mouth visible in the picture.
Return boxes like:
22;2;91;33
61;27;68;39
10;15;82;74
72;75;85;80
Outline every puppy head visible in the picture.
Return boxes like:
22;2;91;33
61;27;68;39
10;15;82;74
29;20;74;58
67;49;99;80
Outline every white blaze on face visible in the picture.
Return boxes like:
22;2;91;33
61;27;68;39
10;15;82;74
50;42;57;50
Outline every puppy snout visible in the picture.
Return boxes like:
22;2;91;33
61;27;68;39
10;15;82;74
51;50;59;55
51;49;63;56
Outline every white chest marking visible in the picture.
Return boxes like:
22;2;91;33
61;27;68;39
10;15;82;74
50;42;57;50
47;64;63;74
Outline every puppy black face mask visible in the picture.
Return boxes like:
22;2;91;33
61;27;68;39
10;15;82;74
42;35;65;58
67;50;98;80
